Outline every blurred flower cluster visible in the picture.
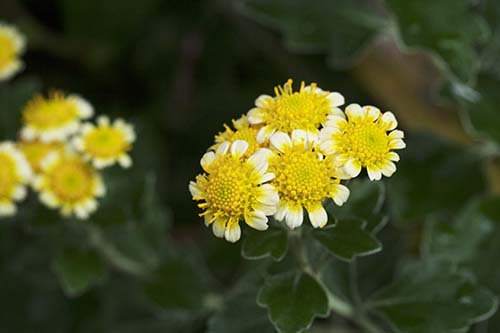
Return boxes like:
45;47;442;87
190;79;406;242
0;22;135;219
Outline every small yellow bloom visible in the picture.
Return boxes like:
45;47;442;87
189;140;279;243
319;104;406;181
212;115;262;156
268;131;349;229
247;79;345;143
21;91;93;142
17;139;64;174
0;23;25;81
73;116;135;169
33;152;105;219
0;142;32;217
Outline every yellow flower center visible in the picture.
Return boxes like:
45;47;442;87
18;141;63;173
266;81;330;133
270;146;334;207
0;33;16;70
203;155;259;219
336;120;390;167
84;127;129;159
0;153;17;200
46;159;94;203
23;92;80;130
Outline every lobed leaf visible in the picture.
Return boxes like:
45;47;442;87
258;271;329;333
314;218;382;261
242;227;288;261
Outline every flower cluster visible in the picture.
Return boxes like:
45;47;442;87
0;23;135;219
0;22;25;81
190;79;405;242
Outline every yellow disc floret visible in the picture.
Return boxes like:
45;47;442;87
17;140;64;174
33;152;105;219
0;23;25;81
268;131;349;229
247;79;345;143
0;142;32;217
189;140;279;243
213;115;262;156
320;104;406;181
21;91;93;142
74;116;135;169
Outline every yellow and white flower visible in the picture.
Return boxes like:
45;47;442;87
0;23;26;81
268;131;349;229
247;79;345;143
320;104;406;181
73;116;135;169
17;139;64;174
212;115;262;156
21;91;93;142
33;152;105;219
189;140;279;243
0;142;32;217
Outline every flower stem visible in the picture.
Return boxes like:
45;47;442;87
289;228;382;333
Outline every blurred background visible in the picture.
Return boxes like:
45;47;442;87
1;0;500;332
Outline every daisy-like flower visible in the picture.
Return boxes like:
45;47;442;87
212;115;262;156
320;104;406;181
21;91;93;142
268;131;350;230
189;140;279;243
33;151;105;219
73;116;135;169
247;79;345;143
0;23;26;81
0;142;32;217
17;139;64;174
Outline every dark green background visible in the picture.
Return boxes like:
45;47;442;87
1;0;500;332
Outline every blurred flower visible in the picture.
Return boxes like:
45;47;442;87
189;140;278;243
21;91;93;142
0;142;32;217
33;152;105;219
213;115;262;156
268;131;349;229
73;116;135;169
0;22;26;81
247;79;344;143
320;104;406;181
17;139;64;174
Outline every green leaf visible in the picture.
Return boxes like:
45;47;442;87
258;272;329;333
242;227;288;261
423;196;500;331
240;0;387;68
462;74;500;146
370;260;498;333
388;133;486;223
386;0;490;89
423;199;493;264
424;196;500;293
327;179;387;233
207;271;275;333
52;246;107;297
87;174;169;275
143;257;209;312
313;219;381;261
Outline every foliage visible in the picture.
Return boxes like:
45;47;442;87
1;0;500;332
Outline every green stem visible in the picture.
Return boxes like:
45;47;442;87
289;229;382;333
289;228;313;274
349;260;383;333
328;291;355;318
